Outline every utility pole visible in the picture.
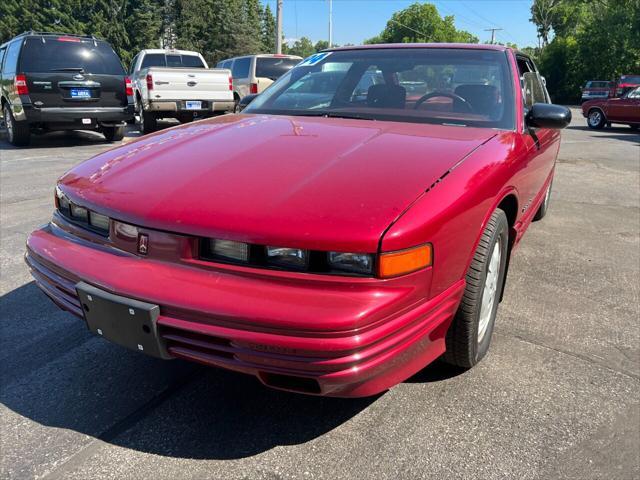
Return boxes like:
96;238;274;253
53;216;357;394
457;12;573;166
328;0;333;48
484;28;503;44
276;0;283;54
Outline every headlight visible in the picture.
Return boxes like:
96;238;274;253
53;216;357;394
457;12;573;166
328;252;373;275
55;186;70;212
88;211;110;232
266;246;308;269
70;203;88;221
205;239;249;262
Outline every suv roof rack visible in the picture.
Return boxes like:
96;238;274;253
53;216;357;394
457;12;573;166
14;31;98;40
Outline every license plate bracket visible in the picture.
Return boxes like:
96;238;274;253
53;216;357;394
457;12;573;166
70;88;92;98
76;282;170;359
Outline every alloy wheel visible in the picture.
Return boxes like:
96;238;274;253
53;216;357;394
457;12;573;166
478;238;501;343
588;111;601;127
4;108;14;142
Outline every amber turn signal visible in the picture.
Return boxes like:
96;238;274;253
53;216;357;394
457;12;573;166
378;244;432;278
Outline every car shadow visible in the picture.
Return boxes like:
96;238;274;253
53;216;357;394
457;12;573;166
0;126;142;150
1;282;385;460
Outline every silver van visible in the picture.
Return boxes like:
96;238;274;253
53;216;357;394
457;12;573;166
216;54;302;105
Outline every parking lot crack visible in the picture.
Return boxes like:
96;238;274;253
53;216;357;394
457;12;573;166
496;332;640;382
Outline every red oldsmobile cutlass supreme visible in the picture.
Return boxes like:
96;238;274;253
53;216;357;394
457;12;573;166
26;44;570;397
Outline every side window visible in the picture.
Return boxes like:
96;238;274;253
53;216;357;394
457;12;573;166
232;57;250;79
215;61;224;68
522;72;548;108
0;47;6;72
222;60;232;69
3;41;21;74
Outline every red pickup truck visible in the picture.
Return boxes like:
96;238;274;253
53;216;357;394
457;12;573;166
615;74;640;97
582;86;640;130
26;44;571;397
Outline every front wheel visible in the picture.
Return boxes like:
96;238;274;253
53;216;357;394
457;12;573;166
443;209;509;368
587;109;606;129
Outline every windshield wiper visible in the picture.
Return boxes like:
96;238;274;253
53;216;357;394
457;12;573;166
51;67;85;73
289;111;375;121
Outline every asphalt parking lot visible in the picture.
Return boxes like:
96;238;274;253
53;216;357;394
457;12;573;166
1;111;639;479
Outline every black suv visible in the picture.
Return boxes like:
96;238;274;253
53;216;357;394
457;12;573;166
0;31;134;146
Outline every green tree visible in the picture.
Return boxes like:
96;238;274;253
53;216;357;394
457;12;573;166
284;37;315;58
314;40;329;51
261;3;276;53
364;2;478;44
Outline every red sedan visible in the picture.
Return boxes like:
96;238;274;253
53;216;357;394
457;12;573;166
582;86;640;130
26;44;570;397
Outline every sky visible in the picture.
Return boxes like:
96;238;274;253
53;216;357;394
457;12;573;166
262;0;538;49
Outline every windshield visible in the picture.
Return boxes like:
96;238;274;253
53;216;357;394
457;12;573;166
255;57;300;80
245;48;515;129
621;75;640;84
587;81;610;88
21;37;124;75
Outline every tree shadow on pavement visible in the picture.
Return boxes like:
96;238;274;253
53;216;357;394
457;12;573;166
0;282;378;461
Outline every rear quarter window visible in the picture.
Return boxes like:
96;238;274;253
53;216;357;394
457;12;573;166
232;57;251;78
256;57;300;80
3;41;22;74
20;37;124;75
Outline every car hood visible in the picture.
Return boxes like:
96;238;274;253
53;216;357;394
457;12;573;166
60;114;496;252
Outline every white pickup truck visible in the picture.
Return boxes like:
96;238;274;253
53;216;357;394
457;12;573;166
129;49;234;133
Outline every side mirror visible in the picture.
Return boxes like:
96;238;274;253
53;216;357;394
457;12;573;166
237;94;259;112
527;103;572;129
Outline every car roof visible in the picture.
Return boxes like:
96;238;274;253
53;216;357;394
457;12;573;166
327;43;510;52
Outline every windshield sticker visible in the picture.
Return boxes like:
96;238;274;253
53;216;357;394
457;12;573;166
298;52;332;67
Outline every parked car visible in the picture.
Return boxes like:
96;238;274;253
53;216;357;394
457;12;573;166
582;86;640;130
614;74;640;97
0;31;134;146
26;44;570;397
129;49;234;134
215;54;301;106
581;80;613;103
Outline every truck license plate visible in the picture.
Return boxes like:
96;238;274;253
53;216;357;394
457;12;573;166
185;101;202;110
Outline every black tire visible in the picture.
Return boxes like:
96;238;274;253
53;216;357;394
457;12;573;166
136;101;157;134
630;124;639;131
102;125;125;142
177;113;194;124
3;104;30;146
587;108;606;129
443;209;509;368
533;180;552;221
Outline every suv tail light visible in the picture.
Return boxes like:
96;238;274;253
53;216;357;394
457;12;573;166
250;82;258;94
124;76;133;96
229;76;233;91
15;74;29;95
146;74;153;90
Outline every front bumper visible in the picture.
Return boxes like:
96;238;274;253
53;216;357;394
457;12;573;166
26;222;463;397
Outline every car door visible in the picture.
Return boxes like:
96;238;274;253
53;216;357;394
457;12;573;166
605;88;640;122
516;56;560;218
